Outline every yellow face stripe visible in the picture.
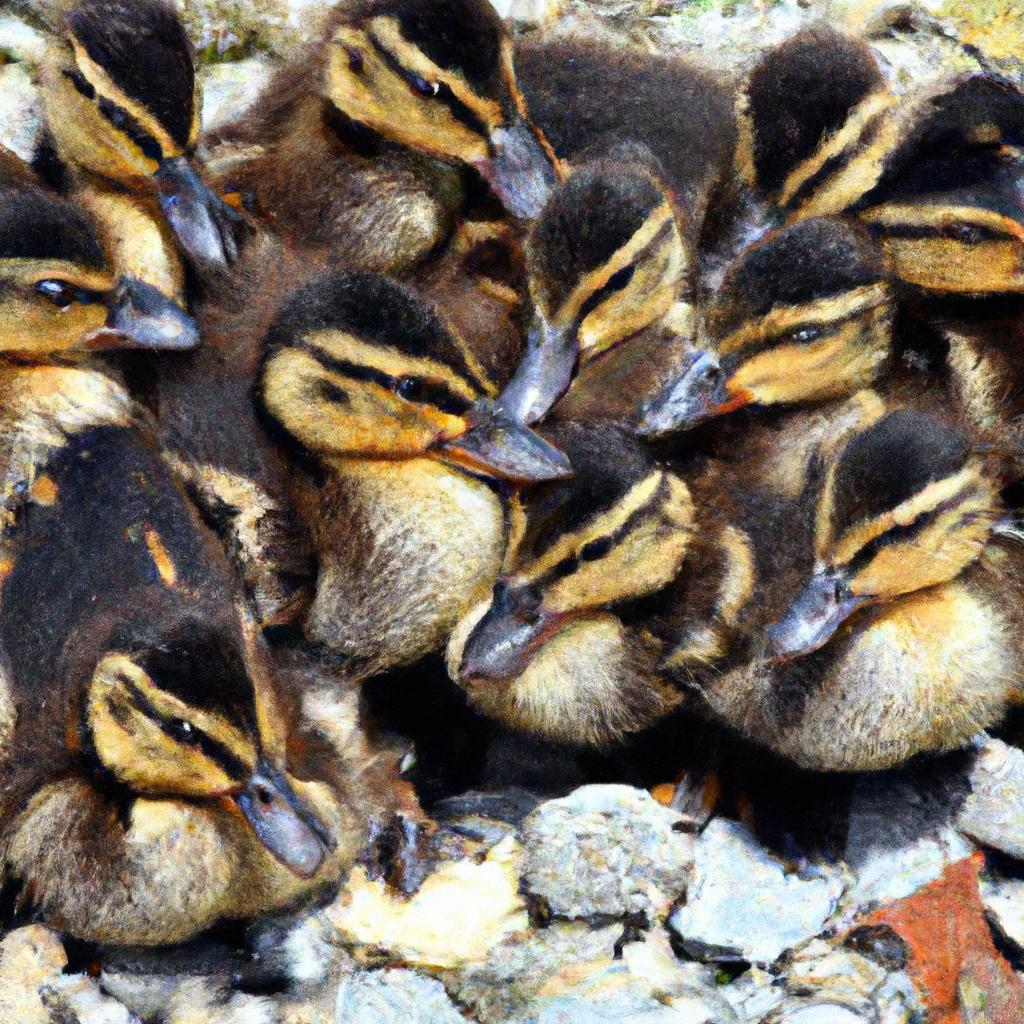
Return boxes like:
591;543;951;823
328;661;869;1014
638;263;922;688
144;525;178;587
544;202;679;330
860;203;1024;239
716;282;891;357
70;38;184;157
368;17;505;132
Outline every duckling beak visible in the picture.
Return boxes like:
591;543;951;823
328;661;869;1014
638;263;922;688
155;156;246;268
637;350;739;436
432;402;573;483
495;316;578;426
91;277;200;351
459;582;561;683
473;118;557;220
234;759;334;878
764;570;866;662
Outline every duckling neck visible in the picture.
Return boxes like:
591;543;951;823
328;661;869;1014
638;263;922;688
304;456;507;675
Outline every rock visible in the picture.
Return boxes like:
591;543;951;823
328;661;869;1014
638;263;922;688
0;13;47;63
668;819;844;966
40;975;139;1024
520;785;693;921
957;738;1024;860
0;62;41;161
982;876;1024;959
325;835;528;969
763;1005;866;1024
335;970;466;1024
0;926;68;1024
718;967;785;1021
199;58;274;133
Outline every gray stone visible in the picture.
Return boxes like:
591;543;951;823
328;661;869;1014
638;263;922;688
199;58;275;133
0;14;46;63
39;976;139;1024
335;970;467;1024
668;819;844;966
520;785;693;921
957;738;1024;859
982;875;1024;957
763;1005;867;1024
0;62;40;161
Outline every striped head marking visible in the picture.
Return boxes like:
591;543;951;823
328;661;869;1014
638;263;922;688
44;0;198;184
455;424;693;686
638;218;892;436
86;628;331;877
767;409;1000;659
260;269;570;482
325;0;556;217
526;157;689;365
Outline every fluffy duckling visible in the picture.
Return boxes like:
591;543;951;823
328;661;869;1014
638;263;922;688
35;0;242;297
204;0;556;275
497;151;697;431
447;422;746;746
513;35;737;248
739;26;1024;296
693;408;1024;771
257;268;571;678
0;417;357;945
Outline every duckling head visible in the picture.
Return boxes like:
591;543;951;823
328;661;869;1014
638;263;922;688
84;624;332;879
499;154;689;425
638;217;892;435
259;268;571;482
322;0;557;217
448;423;691;745
765;408;1000;660
739;26;887;210
0;179;198;354
42;0;242;266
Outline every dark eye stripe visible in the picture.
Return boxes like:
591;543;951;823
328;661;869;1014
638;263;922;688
297;342;474;416
366;35;490;138
63;67;96;101
120;676;250;782
865;221;1007;243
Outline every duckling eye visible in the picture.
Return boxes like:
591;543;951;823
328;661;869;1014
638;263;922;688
35;280;85;309
346;47;365;73
409;74;440;98
787;326;821;345
605;265;636;294
170;718;198;743
396;376;426;401
952;225;985;245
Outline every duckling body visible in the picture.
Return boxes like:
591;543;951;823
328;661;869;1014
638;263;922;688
692;409;1024;771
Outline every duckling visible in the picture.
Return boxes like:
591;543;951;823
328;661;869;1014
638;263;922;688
35;0;243;299
447;421;745;746
739;26;1024;296
496;151;698;431
693;408;1024;772
256;268;571;678
0;409;358;945
203;0;556;276
512;34;738;250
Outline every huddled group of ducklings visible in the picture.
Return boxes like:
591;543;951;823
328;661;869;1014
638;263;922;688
1;0;1024;951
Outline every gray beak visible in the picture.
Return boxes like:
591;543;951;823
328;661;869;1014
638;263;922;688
636;349;730;437
93;277;200;351
433;401;573;483
155;156;245;268
475;118;556;220
764;571;867;661
495;316;579;427
460;581;558;683
234;759;333;879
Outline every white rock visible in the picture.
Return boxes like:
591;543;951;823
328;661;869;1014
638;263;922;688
0;14;47;63
520;784;694;921
764;1005;866;1024
0;926;68;1024
199;58;275;133
335;971;466;1024
668;819;843;966
40;976;139;1024
0;62;40;160
981;876;1024;957
957;738;1024;859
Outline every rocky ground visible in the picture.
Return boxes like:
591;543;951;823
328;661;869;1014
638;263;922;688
2;1;1024;1021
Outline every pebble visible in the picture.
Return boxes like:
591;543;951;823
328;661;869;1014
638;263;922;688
335;970;467;1024
40;976;139;1024
668;819;844;966
956;738;1024;860
981;876;1024;958
0;926;68;1024
520;784;694;921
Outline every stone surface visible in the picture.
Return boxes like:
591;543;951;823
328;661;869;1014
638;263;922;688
335;970;467;1024
0;62;40;160
520;784;694;921
40;975;139;1024
669;819;844;966
0;926;68;1024
981;876;1024;959
199;57;275;133
957;738;1024;860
